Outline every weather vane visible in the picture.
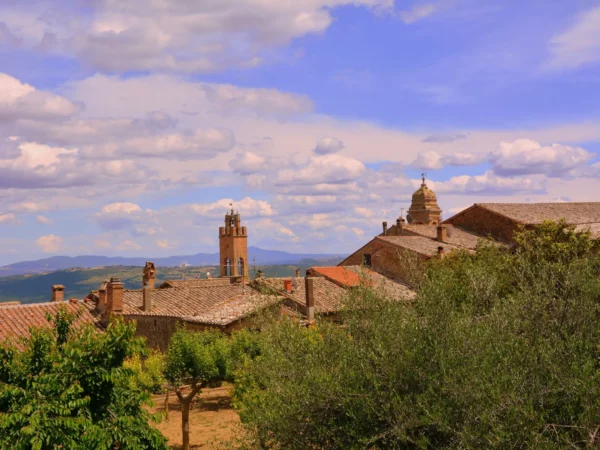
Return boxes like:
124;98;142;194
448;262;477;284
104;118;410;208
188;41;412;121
421;172;426;185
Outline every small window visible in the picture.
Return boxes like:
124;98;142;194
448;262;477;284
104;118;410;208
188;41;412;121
363;254;372;266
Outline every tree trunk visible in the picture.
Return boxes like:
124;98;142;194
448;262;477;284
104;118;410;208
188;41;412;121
164;390;169;421
182;398;191;450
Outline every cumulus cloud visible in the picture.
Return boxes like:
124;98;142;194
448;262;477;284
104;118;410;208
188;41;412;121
489;139;593;177
436;171;546;195
411;151;486;170
422;133;466;143
36;215;54;225
187;197;274;218
230;152;267;175
546;6;600;70
0;213;17;224
276;154;365;186
0;73;79;121
0;1;395;73
94;202;152;230
314;137;344;155
398;3;438;24
36;234;63;253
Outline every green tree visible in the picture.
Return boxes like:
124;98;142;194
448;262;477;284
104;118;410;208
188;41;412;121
0;307;168;449
164;327;231;450
234;222;600;449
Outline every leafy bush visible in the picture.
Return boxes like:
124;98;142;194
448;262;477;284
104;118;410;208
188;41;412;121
234;221;600;449
0;308;168;449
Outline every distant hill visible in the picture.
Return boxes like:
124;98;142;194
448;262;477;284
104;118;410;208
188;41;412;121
0;246;345;277
0;261;343;305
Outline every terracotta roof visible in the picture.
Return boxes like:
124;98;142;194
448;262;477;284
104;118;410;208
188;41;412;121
401;224;490;250
256;277;347;314
0;301;21;307
475;203;600;225
343;266;416;300
575;223;600;239
0;301;101;343
310;266;364;287
376;235;464;257
158;278;233;289
122;285;279;326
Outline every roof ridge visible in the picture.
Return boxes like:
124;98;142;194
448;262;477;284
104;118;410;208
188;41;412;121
0;301;84;309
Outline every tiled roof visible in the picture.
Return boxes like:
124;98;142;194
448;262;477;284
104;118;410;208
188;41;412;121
475;203;600;225
575;222;600;239
310;266;364;287
343;266;416;300
122;284;279;326
401;225;488;250
256;277;347;314
158;278;233;289
376;235;463;257
0;301;101;343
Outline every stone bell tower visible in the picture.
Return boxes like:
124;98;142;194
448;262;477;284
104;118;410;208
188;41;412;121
219;208;249;277
407;173;442;225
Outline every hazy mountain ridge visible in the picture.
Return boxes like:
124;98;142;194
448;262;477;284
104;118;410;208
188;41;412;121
0;246;345;277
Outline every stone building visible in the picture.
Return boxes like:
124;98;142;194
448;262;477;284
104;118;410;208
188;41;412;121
444;202;600;242
407;174;442;225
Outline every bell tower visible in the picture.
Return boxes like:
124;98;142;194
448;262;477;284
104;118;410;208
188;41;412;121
219;207;249;278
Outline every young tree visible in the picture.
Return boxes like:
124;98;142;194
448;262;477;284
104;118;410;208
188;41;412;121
164;327;231;450
0;307;168;449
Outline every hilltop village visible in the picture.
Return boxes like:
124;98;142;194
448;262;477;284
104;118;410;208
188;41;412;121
2;179;600;348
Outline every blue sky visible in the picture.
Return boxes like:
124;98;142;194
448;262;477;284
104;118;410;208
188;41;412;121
0;0;600;265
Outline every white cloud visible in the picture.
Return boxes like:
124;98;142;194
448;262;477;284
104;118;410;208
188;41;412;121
436;171;546;195
398;3;438;24
546;6;600;70
36;234;63;253
230;151;267;175
412;151;443;170
36;215;54;225
188;197;274;218
0;73;79;121
489;139;592;177
0;213;17;224
156;239;177;249
276;154;365;186
314;137;344;155
411;151;485;170
115;239;142;251
0;1;395;73
94;202;154;230
95;239;111;249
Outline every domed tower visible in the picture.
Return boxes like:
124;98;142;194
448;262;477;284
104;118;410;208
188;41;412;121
219;207;249;278
407;174;442;225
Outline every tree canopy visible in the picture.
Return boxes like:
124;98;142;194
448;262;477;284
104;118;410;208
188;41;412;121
234;221;600;449
0;308;168;450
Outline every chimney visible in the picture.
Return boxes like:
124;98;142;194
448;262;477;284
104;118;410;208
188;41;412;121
143;262;156;289
295;268;300;278
283;279;292;293
437;246;445;258
142;282;152;312
51;285;65;302
305;277;315;321
437;224;448;243
106;277;124;314
396;217;405;235
97;281;108;313
382;221;388;236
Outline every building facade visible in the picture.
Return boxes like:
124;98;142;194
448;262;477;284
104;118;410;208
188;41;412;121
219;209;249;277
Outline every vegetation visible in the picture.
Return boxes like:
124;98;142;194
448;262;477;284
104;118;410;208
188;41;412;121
233;220;600;449
164;327;232;450
0;308;168;449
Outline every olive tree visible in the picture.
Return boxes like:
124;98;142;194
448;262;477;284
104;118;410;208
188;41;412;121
164;327;231;450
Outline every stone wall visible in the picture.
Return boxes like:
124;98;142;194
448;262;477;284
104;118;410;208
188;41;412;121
340;238;428;285
445;206;521;242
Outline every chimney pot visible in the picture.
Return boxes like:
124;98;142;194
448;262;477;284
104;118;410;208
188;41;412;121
51;285;65;302
382;221;388;236
437;246;445;258
283;279;292;293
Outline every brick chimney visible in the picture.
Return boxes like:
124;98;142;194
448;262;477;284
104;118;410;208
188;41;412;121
106;277;124;314
51;285;65;302
305;277;315;321
142;282;152;312
97;281;108;313
437;246;445;258
437;224;448;243
295;268;301;278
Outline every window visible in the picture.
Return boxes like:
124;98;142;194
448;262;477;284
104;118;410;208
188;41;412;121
363;254;372;266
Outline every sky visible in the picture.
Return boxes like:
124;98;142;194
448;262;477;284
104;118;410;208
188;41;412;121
0;0;600;265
